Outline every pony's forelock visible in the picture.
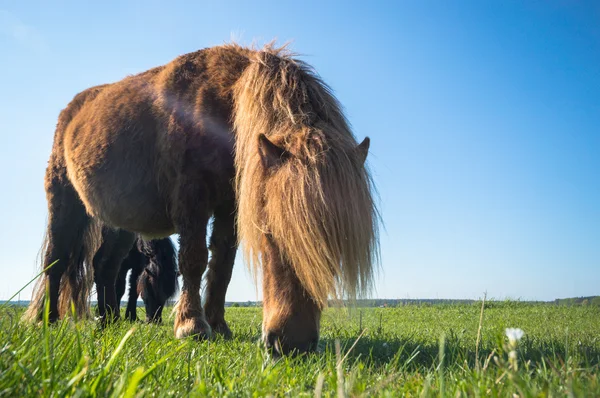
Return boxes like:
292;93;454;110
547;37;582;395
232;44;379;308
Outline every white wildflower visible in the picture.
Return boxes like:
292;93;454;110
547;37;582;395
505;328;524;371
505;328;524;348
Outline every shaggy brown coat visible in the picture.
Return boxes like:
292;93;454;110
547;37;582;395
25;43;378;355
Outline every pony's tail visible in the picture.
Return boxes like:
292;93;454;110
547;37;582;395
59;220;101;319
23;84;108;323
22;220;101;322
22;234;51;322
138;238;179;303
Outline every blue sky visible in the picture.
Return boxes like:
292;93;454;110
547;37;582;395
1;1;598;302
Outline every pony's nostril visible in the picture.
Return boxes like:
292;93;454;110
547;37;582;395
265;332;278;348
265;332;285;358
265;331;319;357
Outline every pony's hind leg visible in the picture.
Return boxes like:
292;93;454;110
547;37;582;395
173;201;211;340
24;171;90;323
93;228;136;325
204;200;237;339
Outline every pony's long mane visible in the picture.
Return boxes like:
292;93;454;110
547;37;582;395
233;44;379;308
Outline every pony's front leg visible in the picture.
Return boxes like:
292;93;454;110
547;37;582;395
204;200;237;339
174;219;212;340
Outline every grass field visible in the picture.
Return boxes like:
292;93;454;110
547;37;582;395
1;302;599;396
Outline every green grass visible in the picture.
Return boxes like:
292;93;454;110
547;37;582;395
1;303;599;396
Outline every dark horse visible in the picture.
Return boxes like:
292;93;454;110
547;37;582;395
115;236;178;323
99;229;179;323
24;43;378;356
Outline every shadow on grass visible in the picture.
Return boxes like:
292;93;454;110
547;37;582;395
316;333;600;371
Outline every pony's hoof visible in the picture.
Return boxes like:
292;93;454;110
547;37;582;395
174;317;212;340
210;320;233;339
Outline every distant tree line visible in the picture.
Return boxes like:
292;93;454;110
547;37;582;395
5;296;598;308
224;296;600;308
553;296;600;307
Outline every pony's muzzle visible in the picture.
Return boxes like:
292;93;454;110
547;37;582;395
265;331;319;357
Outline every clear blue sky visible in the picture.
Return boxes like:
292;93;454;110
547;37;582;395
1;1;598;302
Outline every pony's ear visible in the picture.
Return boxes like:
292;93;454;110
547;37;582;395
258;134;289;169
356;137;370;165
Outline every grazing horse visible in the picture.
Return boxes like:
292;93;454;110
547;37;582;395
93;226;179;323
25;223;178;323
114;236;179;323
24;43;378;356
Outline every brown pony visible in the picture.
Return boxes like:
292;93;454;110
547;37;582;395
24;43;378;355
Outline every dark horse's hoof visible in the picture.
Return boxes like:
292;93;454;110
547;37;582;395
96;314;120;329
124;312;137;323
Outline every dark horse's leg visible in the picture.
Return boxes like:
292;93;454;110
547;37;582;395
173;186;211;339
116;244;143;321
36;172;90;323
204;199;237;338
93;227;135;325
115;255;130;311
126;258;143;321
